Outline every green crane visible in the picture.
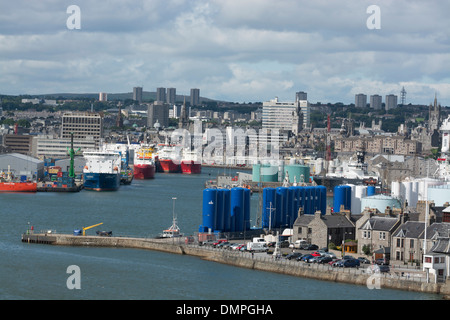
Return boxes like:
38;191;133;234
67;133;81;178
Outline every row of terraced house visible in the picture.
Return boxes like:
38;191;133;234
291;203;450;283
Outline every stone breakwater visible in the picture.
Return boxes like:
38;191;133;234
22;233;450;297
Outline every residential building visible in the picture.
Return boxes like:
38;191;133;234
370;94;382;110
292;210;355;249
99;92;108;102
133;86;143;103
356;211;402;258
385;94;398;111
190;88;200;106
167;88;176;104
156;87;166;103
391;220;424;264
355;94;367;108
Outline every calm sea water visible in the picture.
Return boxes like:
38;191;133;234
0;167;440;300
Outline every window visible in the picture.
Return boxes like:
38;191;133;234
410;239;414;248
425;257;432;263
379;232;386;240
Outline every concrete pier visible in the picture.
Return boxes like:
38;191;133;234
22;233;450;297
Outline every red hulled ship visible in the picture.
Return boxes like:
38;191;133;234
133;145;156;179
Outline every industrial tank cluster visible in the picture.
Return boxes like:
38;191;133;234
252;163;310;183
262;186;327;229
199;187;251;233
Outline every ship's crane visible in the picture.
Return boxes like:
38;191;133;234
82;222;103;236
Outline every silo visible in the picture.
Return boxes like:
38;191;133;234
315;185;327;215
276;187;288;227
252;164;278;182
202;188;217;232
352;185;367;214
391;181;401;199
214;189;226;231
285;164;310;183
295;186;305;217
230;187;245;232
252;164;261;182
262;187;276;229
244;188;251;231
427;185;450;206
222;188;231;232
361;194;401;213
304;186;314;214
333;185;351;213
287;186;297;226
367;185;375;196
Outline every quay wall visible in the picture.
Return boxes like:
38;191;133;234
22;233;450;297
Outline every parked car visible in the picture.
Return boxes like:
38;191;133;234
302;244;319;250
216;241;230;248
300;254;314;262
280;241;290;248
286;252;303;260
316;256;333;264
357;257;371;264
337;259;360;268
267;241;276;247
309;256;323;263
311;251;322;257
325;252;337;259
201;240;215;246
342;255;355;260
331;259;342;267
213;239;228;247
378;265;390;273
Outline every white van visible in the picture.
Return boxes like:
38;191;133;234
293;240;307;249
246;242;267;253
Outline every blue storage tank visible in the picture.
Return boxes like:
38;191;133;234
317;185;327;215
333;185;351;213
202;188;217;232
303;186;314;214
222;189;231;232
367;185;376;196
244;188;251;231
287;186;297;227
295;186;305;216
230;187;245;232
215;189;225;231
276;187;288;228
262;188;276;229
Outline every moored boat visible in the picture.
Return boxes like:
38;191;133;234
155;143;181;173
82;150;121;191
133;145;156;179
0;166;37;192
180;149;201;174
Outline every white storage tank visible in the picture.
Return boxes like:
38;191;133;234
361;194;401;213
427;184;450;206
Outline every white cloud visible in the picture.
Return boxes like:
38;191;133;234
0;0;449;105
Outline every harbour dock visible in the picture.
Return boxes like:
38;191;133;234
21;232;450;297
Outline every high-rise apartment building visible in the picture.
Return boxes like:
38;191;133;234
370;94;382;110
167;88;176;104
355;94;367;108
190;88;200;106
133;87;143;103
61;112;103;147
99;92;108;102
385;94;398;111
156;87;166;103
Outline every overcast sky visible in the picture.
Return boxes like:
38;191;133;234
1;0;449;105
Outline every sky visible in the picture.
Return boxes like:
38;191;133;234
1;0;449;105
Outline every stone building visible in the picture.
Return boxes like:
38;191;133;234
292;210;355;249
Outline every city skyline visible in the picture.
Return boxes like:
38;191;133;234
0;1;449;105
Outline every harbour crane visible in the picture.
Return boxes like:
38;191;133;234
82;223;103;236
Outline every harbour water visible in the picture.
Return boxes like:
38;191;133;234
0;167;440;300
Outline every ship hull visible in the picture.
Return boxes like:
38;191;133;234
133;164;156;179
83;173;120;191
181;161;201;174
0;182;37;192
157;159;180;173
